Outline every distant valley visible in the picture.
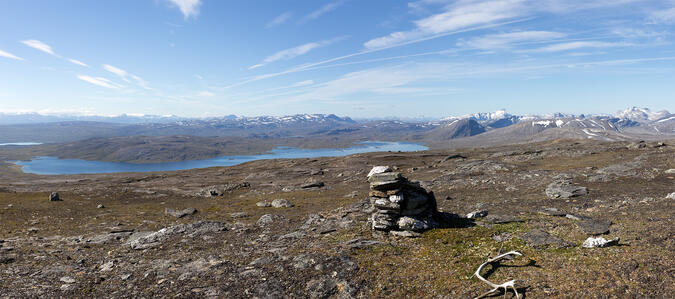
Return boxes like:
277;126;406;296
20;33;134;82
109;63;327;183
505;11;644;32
1;107;674;163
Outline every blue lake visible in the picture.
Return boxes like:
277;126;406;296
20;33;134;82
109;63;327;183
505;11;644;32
15;141;427;175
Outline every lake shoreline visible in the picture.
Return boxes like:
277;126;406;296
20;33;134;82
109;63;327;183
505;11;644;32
13;141;428;175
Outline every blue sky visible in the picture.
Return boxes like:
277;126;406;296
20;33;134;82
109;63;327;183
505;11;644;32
1;0;674;118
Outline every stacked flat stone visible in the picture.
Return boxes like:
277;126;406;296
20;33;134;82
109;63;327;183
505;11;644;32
367;166;438;234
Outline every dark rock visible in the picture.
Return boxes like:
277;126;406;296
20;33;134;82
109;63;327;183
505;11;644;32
0;255;15;264
577;219;611;235
521;229;574;249
49;192;61;201
165;208;198;218
368;172;403;190
483;215;524;224
301;182;325;189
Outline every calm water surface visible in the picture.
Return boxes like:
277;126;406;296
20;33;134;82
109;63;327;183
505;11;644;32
15;141;427;175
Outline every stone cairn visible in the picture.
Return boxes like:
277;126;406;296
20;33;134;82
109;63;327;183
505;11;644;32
367;166;440;237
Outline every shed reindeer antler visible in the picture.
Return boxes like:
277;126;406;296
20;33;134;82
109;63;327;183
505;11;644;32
473;249;523;299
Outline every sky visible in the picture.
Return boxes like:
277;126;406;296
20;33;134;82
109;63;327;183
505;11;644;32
1;0;674;118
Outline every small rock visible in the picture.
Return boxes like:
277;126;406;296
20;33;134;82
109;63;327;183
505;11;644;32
165;208;198;218
97;204;105;209
466;209;488;219
538;207;567;216
121;274;132;281
390;230;421;238
582;236;619;248
545;181;588;199
367;166;392;177
521;229;574;249
301;182;325;189
60;284;75;291
0;255;15;264
256;201;272;207
230;212;249;218
666;192;675;200
397;216;429;232
271;199;293;208
577;219;611;235
60;277;76;284
257;214;285;226
345;239;382;249
483;215;523;224
368;172;403;190
491;232;512;242
665;169;675;174
100;261;115;272
49;192;61;201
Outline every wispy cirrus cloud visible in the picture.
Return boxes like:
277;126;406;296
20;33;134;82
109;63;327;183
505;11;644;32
650;7;675;23
103;64;129;81
67;58;88;67
22;39;89;67
249;36;348;69
526;41;631;53
365;0;527;49
0;49;24;61
76;75;123;89
458;31;567;50
167;0;202;19
103;64;153;90
266;11;293;28
22;39;58;56
300;0;344;23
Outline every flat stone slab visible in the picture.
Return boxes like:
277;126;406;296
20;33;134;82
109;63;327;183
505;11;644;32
545;181;588;199
521;229;574;249
538;207;567;217
577;219;611;235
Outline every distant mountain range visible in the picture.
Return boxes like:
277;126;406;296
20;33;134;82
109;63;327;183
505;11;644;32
0;108;673;145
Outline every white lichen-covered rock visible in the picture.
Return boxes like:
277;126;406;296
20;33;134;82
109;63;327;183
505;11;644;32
397;216;429;232
367;166;392;178
582;236;619;248
466;209;488;219
664;169;675;174
388;194;403;203
666;192;675;200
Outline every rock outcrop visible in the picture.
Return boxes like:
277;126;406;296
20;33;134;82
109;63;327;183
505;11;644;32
49;192;60;201
367;166;440;236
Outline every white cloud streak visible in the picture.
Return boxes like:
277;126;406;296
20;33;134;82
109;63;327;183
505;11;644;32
301;0;344;22
458;31;567;50
249;36;348;69
266;11;293;28
76;75;122;89
103;64;129;81
0;49;24;61
21;39;58;56
650;7;675;23
365;0;527;49
167;0;202;19
526;41;631;52
68;58;88;67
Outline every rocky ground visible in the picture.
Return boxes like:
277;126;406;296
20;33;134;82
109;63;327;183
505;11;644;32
0;139;674;298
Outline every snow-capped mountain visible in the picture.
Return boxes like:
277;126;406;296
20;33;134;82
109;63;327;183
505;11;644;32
614;107;671;122
0;112;185;125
